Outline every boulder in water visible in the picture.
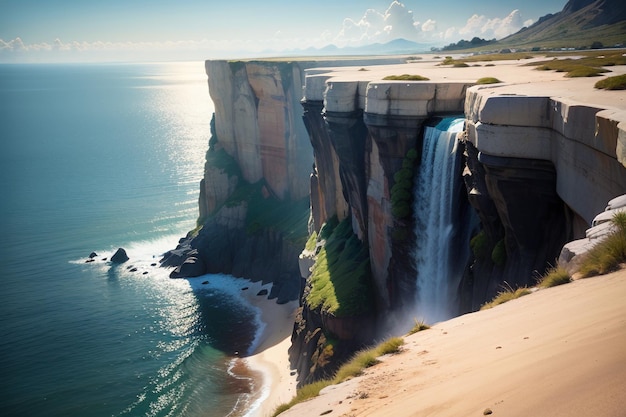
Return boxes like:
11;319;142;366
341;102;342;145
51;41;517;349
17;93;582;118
169;256;206;278
111;248;129;264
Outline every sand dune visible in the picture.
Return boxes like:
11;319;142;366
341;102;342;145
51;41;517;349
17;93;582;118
275;269;626;417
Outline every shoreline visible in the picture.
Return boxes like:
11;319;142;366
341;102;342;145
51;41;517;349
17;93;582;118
236;281;299;417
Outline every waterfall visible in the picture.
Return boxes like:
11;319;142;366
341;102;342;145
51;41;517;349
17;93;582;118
412;117;472;323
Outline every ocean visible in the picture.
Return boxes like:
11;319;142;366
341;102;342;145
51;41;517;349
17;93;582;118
0;62;264;417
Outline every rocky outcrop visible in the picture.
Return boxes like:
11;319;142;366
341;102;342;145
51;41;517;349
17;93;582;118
111;248;129;264
559;194;626;273
205;60;312;200
460;87;626;309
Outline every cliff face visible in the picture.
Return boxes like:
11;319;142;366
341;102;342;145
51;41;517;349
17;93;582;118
170;57;626;387
162;60;316;303
460;88;626;309
205;60;312;200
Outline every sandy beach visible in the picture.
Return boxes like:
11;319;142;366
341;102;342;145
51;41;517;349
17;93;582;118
235;281;299;417
273;269;626;417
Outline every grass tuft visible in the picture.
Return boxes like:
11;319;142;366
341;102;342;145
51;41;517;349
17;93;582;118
595;74;626;90
334;350;379;382
527;52;625;78
383;74;430;81
407;318;431;335
481;284;531;310
564;65;607;77
476;77;502;84
272;337;404;416
375;337;404;355
538;265;571;288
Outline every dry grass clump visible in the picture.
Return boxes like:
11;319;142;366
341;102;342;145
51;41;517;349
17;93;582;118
480;284;531;310
537;265;571;288
407;318;431;335
272;337;404;416
382;74;430;81
528;51;626;78
476;77;502;84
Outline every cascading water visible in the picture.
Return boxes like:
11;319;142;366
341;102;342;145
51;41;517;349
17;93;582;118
413;117;474;324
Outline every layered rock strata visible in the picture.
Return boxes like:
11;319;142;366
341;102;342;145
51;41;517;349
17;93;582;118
162;60;316;303
294;74;475;384
460;87;626;309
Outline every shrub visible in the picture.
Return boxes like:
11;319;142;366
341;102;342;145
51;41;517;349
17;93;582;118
538;265;571;288
391;201;411;218
595;74;626;90
407;318;430;335
391;149;419;220
491;239;507;266
579;211;626;277
453;62;470;68
565;65;607;77
476;77;502;84
481;285;531;310
470;230;489;259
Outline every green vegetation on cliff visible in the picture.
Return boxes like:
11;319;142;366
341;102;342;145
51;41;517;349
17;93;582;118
236;181;310;245
391;148;418;220
201;124;309;246
306;217;375;317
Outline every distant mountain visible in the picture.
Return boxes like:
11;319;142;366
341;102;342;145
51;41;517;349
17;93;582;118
497;0;626;49
281;38;433;57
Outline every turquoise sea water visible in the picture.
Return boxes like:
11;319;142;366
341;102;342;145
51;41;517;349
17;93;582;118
0;62;262;417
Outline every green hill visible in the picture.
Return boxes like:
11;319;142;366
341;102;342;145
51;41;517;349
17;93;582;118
497;0;626;50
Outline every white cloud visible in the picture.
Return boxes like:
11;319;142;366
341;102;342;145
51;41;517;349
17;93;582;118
456;9;528;40
421;19;437;32
331;2;531;48
334;1;426;46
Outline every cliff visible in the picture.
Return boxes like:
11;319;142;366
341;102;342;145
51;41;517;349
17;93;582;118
166;54;626;387
160;57;411;301
161;60;316;303
294;58;626;384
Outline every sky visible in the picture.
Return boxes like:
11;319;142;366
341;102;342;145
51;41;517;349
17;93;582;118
0;0;568;63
